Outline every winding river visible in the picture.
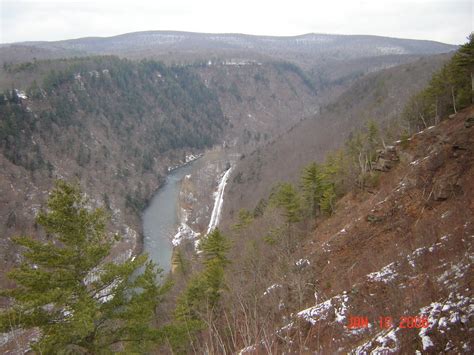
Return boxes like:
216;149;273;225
142;162;196;275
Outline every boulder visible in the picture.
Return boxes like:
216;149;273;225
433;180;450;200
367;214;383;223
374;158;394;172
433;172;462;201
464;116;474;128
425;145;447;171
373;146;399;172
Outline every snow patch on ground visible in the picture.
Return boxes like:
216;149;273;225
238;345;256;354
352;328;400;354
406;246;428;268
14;88;28;100
418;292;473;351
295;258;311;268
437;257;471;288
171;206;201;246
296;292;350;326
410;155;430;166
366;262;397;283
95;279;121;303
172;222;201;246
334;292;349;324
207;167;232;234
263;283;282;296
297;299;333;325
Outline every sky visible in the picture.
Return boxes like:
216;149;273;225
0;0;472;45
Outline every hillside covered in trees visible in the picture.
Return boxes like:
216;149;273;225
221;52;452;220
0;52;327;274
0;56;230;281
0;31;470;353
167;34;473;353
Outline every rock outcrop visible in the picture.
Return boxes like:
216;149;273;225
374;145;399;172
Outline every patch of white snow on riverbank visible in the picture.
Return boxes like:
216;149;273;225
172;222;201;246
207;167;232;234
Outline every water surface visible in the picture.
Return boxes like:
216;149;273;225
142;163;195;274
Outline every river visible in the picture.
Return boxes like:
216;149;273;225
142;162;196;275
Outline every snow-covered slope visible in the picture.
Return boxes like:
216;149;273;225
207;167;233;234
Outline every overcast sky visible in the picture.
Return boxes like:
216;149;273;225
0;0;472;45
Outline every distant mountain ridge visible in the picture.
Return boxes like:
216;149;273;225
3;31;456;63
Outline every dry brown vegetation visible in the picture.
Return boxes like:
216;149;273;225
222;54;452;225
0;31;463;353
202;106;473;354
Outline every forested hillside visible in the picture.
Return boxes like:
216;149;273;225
222;53;452;221
167;35;473;354
194;60;319;149
3;31;456;66
0;30;467;353
0;54;327;289
1;57;224;170
0;56;226;284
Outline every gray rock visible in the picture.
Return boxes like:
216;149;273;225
433;172;462;201
373;146;399;171
464;116;474;128
426;146;447;171
374;158;394;172
367;214;383;223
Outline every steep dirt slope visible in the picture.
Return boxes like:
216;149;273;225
246;106;473;353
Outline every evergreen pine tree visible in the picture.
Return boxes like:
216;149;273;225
300;162;324;217
0;180;169;354
198;228;231;268
451;33;474;104
174;229;230;323
232;209;254;231
270;183;302;224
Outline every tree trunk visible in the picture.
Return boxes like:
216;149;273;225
471;72;473;104
451;86;457;114
435;97;439;125
419;113;428;129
